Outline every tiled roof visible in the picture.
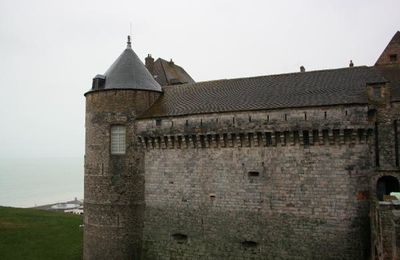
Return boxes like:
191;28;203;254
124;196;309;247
139;66;387;118
153;58;195;86
87;38;162;94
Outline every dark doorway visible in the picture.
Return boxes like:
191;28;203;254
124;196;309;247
376;176;400;201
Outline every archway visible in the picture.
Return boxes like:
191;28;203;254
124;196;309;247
376;176;400;201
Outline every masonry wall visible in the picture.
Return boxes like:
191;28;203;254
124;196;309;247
84;89;160;260
137;105;375;259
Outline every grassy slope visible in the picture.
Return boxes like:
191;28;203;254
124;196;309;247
0;207;83;260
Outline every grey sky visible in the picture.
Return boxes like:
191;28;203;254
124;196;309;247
0;0;398;158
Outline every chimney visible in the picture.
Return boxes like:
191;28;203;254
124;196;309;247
169;58;174;65
145;54;155;75
349;60;354;67
300;66;305;73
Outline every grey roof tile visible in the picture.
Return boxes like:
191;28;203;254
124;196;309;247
139;66;387;118
87;40;162;93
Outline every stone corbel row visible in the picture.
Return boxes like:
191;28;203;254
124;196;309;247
137;128;374;150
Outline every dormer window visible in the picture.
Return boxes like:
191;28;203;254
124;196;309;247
390;54;398;62
111;125;126;155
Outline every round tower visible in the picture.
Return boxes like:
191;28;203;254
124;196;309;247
83;36;162;260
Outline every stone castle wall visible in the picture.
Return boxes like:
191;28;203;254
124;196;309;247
137;105;376;259
84;90;160;260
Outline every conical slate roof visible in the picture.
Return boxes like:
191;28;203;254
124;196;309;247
100;37;162;92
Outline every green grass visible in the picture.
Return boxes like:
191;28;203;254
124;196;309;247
0;207;83;260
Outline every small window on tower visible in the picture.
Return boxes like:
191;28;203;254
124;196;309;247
389;54;397;62
111;125;126;155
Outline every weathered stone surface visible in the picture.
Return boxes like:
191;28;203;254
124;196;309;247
84;32;400;260
84;90;160;260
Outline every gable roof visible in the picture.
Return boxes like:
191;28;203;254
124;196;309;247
153;58;195;86
375;31;400;66
139;66;387;119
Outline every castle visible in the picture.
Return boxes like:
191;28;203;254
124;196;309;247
84;32;400;259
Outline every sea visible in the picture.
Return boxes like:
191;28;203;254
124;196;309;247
0;157;83;208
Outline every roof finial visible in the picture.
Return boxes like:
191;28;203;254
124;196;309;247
127;35;132;49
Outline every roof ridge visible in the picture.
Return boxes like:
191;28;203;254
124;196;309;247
161;66;370;90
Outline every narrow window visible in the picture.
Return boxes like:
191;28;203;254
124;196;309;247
324;111;327;119
111;125;126;155
155;119;162;126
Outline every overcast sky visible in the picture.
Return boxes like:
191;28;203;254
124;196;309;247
0;0;398;158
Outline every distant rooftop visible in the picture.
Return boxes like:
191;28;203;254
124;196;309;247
145;56;195;86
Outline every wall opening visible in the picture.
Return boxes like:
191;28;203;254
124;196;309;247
248;171;260;177
172;233;188;244
376;176;400;201
390;54;398;62
241;240;258;248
